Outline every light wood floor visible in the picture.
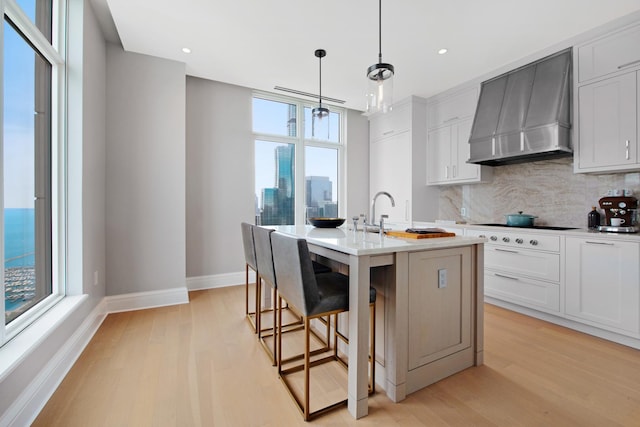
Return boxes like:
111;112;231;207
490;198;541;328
34;285;640;426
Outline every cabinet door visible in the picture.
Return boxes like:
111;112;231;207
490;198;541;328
427;87;478;129
370;132;412;223
565;238;640;335
577;23;640;83
426;126;452;184
369;102;411;142
578;72;637;170
452;119;478;181
408;247;472;370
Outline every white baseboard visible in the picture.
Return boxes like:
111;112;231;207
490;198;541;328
105;287;190;313
1;297;107;427
187;271;251;291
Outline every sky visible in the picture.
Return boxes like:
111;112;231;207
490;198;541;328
4;1;38;209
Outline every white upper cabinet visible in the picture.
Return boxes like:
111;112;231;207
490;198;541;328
574;22;640;173
426;87;478;130
577;23;640;83
369;97;439;225
369;102;411;142
577;72;637;170
426;87;492;185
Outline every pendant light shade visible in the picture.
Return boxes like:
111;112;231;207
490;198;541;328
312;49;329;138
366;0;394;114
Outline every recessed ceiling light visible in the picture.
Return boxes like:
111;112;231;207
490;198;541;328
438;48;448;55
182;47;192;54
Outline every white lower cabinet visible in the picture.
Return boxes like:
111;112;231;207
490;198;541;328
565;237;640;335
485;270;560;313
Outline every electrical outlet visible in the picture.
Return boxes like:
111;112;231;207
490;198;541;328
460;207;467;217
438;269;447;288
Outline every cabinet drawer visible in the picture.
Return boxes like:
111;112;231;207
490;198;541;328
485;270;560;313
427;87;478;129
466;229;561;252
484;247;560;282
369;102;410;141
578;23;640;83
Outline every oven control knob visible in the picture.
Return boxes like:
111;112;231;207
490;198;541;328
530;239;538;246
502;237;510;243
620;209;626;215
490;235;498;241
515;238;524;244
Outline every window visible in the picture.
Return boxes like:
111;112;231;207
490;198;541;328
252;93;344;226
2;0;64;344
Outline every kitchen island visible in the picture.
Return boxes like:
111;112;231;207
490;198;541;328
270;225;486;419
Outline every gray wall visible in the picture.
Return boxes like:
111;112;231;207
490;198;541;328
105;45;186;295
82;0;107;300
185;77;253;278
185;77;370;279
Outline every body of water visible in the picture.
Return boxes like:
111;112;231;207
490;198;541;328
4;208;36;315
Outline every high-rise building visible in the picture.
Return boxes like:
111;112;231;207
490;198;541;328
275;145;294;199
306;176;332;207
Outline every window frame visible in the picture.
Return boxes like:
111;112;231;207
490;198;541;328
252;91;346;226
1;0;66;345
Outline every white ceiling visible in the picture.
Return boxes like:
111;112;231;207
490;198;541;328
95;0;640;111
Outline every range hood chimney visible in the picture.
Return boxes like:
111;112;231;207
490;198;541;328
467;48;572;166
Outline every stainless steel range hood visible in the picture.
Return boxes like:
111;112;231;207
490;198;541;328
467;48;572;166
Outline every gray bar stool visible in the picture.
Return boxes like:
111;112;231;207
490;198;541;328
253;226;332;366
271;232;376;421
240;222;260;333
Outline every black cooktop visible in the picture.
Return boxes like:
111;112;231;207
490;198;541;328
474;223;579;231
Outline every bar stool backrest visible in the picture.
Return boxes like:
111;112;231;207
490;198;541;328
253;226;276;289
241;222;257;271
271;232;320;316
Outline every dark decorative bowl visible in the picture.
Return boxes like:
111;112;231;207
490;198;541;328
308;217;345;228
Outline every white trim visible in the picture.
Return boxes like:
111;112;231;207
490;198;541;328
0;295;106;427
104;287;189;313
187;271;253;291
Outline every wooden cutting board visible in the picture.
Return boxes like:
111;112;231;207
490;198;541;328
385;230;456;239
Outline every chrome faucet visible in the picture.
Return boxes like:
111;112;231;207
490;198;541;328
371;191;396;227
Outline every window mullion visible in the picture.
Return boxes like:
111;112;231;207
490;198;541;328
295;103;305;225
5;0;63;65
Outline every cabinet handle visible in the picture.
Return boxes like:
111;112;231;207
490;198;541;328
495;248;519;254
617;59;640;69
445;166;449;178
494;273;519;281
383;130;394;136
443;116;459;123
452;165;457;178
626;140;630;160
585;241;614;246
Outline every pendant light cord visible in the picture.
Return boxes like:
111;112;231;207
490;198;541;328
318;53;322;107
378;0;382;64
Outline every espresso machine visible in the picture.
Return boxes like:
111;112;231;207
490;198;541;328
598;195;638;233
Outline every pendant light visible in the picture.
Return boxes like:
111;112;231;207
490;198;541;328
312;49;329;137
366;0;394;114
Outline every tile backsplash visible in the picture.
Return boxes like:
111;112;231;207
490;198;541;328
437;157;640;229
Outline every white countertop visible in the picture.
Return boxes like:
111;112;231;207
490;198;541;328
270;225;486;256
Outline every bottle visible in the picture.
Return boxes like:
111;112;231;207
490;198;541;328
588;207;600;229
